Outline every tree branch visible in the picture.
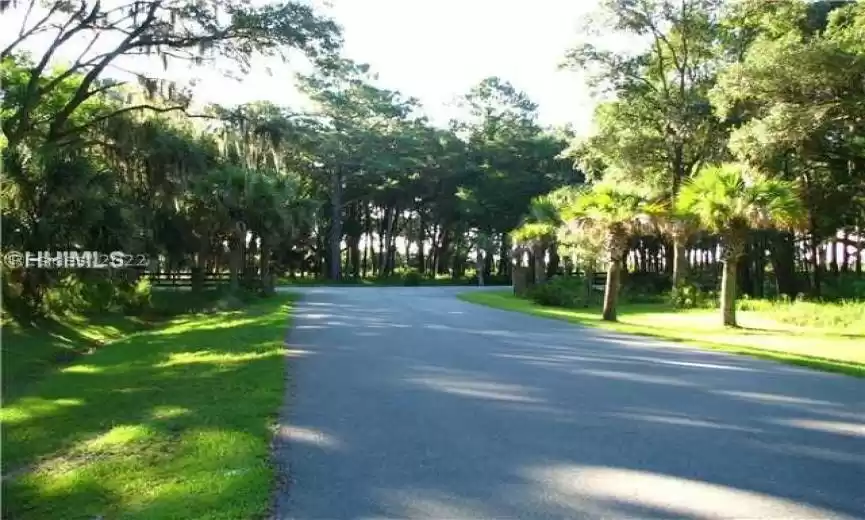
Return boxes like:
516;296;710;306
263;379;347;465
47;0;162;141
57;104;187;141
0;0;59;59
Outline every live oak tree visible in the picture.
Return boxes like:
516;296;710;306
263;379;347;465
1;0;340;148
711;0;865;296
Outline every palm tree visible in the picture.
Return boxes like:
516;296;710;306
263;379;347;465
561;183;657;322
511;187;579;285
677;164;805;327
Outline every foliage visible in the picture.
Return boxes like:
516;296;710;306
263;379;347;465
402;269;423;287
737;297;865;334
676;164;806;241
527;276;591;308
669;283;719;309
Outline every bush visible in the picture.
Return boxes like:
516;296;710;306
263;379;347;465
527;275;589;308
821;274;865;300
669;283;718;309
621;272;670;304
402;269;423;286
119;277;152;312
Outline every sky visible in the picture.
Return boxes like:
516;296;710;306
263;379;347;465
0;0;616;136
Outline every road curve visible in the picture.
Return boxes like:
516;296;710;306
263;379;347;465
272;287;865;520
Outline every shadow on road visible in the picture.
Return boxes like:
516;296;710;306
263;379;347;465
274;287;865;519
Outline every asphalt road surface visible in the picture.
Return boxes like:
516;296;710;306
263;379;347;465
272;287;865;519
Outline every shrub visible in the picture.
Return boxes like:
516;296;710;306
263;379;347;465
527;275;589;308
120;277;152;312
669;283;718;309
403;269;423;286
621;272;670;304
821;274;865;300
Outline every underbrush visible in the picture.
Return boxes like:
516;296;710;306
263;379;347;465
527;275;593;308
526;274;667;308
524;274;865;335
737;297;865;334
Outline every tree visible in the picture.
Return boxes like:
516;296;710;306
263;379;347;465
710;0;865;296
677;164;805;326
1;0;340;148
563;0;727;288
560;183;657;321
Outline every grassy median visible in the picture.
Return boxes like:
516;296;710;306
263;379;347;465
2;294;296;520
458;290;865;377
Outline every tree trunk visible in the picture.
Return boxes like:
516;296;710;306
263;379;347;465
840;231;849;272
769;232;797;297
246;233;258;286
721;257;738;327
378;206;390;276
738;241;753;297
363;205;372;277
602;257;620;322
533;244;547;284
475;249;484;286
417;214;426;274
498;233;509;277
329;171;343;281
387;206;399;276
512;248;528;296
229;226;244;292
261;236;273;296
547;243;560;279
810;228;821;297
673;237;688;287
437;228;451;275
348;235;360;279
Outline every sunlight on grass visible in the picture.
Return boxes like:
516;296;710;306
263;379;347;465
149;406;191;420
1;397;84;425
59;365;102;374
156;350;281;368
459;291;864;377
2;295;297;520
79;425;155;452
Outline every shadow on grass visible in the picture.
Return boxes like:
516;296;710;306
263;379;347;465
1;314;159;400
1;295;297;520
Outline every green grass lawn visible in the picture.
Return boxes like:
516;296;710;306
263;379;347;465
459;290;865;377
2;294;296;520
2;313;157;399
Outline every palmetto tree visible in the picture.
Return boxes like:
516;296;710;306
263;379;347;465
511;186;580;285
677;164;805;327
561;183;658;322
511;194;558;285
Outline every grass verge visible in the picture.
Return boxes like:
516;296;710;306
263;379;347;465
458;290;865;377
2;294;296;520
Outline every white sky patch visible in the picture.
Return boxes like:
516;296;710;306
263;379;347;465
0;0;644;135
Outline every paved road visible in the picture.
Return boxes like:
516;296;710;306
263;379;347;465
273;287;865;519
